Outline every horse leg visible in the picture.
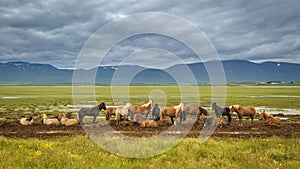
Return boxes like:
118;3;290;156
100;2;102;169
145;111;149;119
239;115;243;127
174;117;178;126
170;117;174;125
106;113;110;121
250;114;254;124
227;114;232;125
179;112;185;124
79;114;84;124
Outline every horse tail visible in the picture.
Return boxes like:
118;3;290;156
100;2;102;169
180;110;186;122
115;110;120;125
78;109;84;124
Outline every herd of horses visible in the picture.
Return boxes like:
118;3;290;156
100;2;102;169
77;100;281;127
20;100;281;127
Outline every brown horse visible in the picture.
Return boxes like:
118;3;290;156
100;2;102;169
129;100;153;119
230;105;256;126
260;110;281;125
140;120;158;128
161;103;184;126
105;107;117;121
181;106;209;123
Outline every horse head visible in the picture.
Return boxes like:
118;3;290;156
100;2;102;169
260;110;272;120
230;105;240;113
98;102;107;111
212;102;216;110
199;107;209;116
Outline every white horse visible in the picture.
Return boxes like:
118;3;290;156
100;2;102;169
115;103;132;125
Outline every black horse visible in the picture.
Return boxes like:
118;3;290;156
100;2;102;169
78;102;106;124
212;102;231;123
151;104;160;121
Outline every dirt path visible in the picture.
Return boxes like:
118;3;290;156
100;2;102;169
1;118;300;139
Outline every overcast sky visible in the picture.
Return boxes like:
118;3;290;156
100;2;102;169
1;0;299;69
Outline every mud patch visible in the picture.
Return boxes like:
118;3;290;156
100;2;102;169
1;118;300;139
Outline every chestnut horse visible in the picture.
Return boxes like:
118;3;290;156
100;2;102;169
140;120;158;128
105;107;117;121
129;100;153;119
230;105;256;125
260;110;280;125
181;106;209;123
161;103;184;126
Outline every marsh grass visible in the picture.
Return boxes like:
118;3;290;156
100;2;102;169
0;136;299;169
0;85;300;119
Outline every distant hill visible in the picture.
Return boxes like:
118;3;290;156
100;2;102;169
1;60;300;85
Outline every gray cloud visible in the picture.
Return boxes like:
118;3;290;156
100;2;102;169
0;0;299;68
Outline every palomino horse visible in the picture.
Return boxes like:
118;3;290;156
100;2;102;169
230;105;256;126
41;114;60;125
129;100;153;119
212;102;232;124
58;113;79;126
115;103;132;125
78;102;107;124
181;106;209;123
161;103;184;126
20;114;38;125
260;110;280;125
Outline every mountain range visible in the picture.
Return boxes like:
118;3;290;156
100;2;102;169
1;60;300;85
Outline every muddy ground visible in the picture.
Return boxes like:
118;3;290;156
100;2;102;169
1;116;300;139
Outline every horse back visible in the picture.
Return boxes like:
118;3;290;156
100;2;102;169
247;106;256;114
162;107;176;116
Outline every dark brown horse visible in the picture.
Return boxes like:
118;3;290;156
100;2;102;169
78;102;107;124
105;107;117;121
212;102;232;124
181;106;209;123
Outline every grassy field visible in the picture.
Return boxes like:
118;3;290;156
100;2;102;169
0;85;300;168
0;136;299;169
0;85;300;119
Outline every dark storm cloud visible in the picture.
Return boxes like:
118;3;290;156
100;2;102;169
0;0;299;68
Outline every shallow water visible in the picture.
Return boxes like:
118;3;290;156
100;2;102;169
248;95;300;98
255;106;300;115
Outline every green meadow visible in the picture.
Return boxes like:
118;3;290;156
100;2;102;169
0;85;300;168
0;136;299;169
0;85;300;117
